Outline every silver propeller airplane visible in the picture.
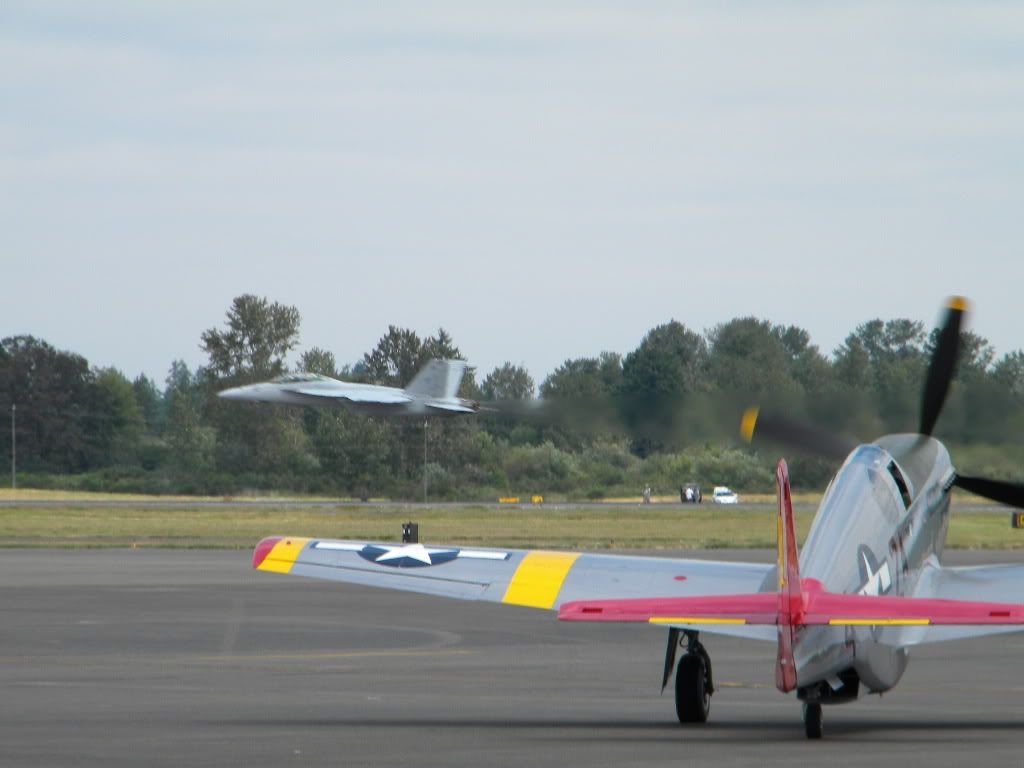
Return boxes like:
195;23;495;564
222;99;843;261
251;298;1024;738
218;359;479;416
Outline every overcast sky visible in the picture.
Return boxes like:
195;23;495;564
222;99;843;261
3;2;1023;387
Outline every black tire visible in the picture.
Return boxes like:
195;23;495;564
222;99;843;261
803;702;823;739
675;653;711;723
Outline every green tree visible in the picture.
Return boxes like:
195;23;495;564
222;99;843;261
421;327;461;361
706;318;800;397
0;336;93;472
541;352;622;399
86;368;145;466
164;361;215;474
993;351;1024;398
298;347;338;378
774;325;835;396
165;360;200;405
621;321;707;397
362;326;465;389
481;363;535;400
201;294;301;382
310;411;397;496
535;353;624;448
619;322;708;455
834;319;927;433
200;296;313;476
132;373;164;435
362;326;424;387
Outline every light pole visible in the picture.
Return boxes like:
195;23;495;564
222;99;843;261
10;404;15;491
422;418;428;503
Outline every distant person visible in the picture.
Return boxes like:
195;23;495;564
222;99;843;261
643;485;652;504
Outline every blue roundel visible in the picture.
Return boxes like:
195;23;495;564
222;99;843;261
358;544;461;568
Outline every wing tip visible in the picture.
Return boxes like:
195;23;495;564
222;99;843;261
252;536;283;569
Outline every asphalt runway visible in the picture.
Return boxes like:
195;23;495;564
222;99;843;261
4;549;1024;767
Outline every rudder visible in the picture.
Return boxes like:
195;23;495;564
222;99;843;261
776;458;801;692
406;360;469;399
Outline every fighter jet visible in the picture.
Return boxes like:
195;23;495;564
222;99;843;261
250;299;1024;738
218;359;479;416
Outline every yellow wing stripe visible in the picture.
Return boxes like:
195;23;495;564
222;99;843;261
649;617;748;625
828;618;930;626
502;551;580;609
258;537;312;574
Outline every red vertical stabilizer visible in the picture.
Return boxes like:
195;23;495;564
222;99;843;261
775;459;800;693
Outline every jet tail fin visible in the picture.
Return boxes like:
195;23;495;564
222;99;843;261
406;360;470;399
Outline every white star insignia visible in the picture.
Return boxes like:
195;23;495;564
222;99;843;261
372;544;448;565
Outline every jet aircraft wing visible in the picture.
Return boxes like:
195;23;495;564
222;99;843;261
253;536;775;641
295;388;413;404
425;402;477;414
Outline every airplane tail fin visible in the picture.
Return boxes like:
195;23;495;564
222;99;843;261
406;360;470;399
775;458;801;693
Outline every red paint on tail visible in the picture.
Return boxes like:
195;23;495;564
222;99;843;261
775;459;800;693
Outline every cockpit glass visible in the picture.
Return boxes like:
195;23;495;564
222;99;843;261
271;372;331;383
802;445;905;558
822;446;904;521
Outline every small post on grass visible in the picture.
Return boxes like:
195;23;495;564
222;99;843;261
10;404;15;491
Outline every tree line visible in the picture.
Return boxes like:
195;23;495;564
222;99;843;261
2;294;1022;497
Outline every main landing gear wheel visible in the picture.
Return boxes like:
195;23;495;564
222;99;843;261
674;653;711;723
803;702;823;739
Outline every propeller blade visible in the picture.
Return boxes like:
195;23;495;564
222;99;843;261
740;407;856;462
919;297;968;437
953;474;1024;510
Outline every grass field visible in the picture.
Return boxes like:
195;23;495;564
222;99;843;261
0;497;1020;550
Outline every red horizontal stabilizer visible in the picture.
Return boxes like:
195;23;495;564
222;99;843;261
558;586;1024;628
558;593;778;625
801;591;1024;626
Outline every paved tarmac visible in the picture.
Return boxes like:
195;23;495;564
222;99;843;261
3;548;1024;767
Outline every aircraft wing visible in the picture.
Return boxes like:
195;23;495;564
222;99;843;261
425;402;477;414
253;536;775;641
295;388;412;404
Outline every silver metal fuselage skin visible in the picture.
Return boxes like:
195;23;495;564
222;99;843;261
792;435;954;696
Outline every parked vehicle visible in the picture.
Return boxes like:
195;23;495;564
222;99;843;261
680;483;702;503
711;486;739;504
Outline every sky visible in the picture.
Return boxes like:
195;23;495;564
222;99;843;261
3;2;1023;387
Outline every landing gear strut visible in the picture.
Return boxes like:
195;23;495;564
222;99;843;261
674;631;713;723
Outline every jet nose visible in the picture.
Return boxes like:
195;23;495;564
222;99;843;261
218;385;249;400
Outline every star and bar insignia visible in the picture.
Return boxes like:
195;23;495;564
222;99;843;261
312;541;510;568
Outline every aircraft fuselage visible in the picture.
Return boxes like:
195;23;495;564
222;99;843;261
792;435;954;699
